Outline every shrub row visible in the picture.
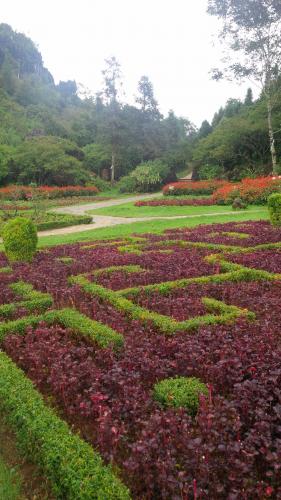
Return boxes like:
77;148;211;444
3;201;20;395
119;261;281;298
0;281;53;319
70;275;254;334
0;185;99;201
0;308;123;349
36;214;92;231
0;352;130;499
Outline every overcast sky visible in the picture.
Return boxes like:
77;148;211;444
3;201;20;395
2;0;252;126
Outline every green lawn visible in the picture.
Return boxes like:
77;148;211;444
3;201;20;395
0;456;21;500
26;209;269;249
88;202;267;218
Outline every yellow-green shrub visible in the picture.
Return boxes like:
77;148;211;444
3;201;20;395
268;193;281;226
2;217;38;262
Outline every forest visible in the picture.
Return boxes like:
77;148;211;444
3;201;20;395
0;22;280;190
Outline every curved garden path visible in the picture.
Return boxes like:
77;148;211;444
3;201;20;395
30;193;262;237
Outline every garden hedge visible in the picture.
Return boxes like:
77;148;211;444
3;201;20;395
0;352;130;499
268;193;281;226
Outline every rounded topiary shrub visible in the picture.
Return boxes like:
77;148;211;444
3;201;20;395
268;193;281;226
2;217;38;262
153;376;208;415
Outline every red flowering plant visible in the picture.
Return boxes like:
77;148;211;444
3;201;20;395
213;177;281;205
163;180;226;196
0;185;99;201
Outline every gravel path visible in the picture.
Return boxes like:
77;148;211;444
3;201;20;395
0;194;264;240
37;210;263;237
52;193;162;216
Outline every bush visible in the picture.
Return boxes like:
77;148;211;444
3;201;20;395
118;175;138;193
131;160;170;192
232;197;247;210
153;376;208;415
90;177;110;192
118;160;171;193
2;217;38;263
198;164;224;180
268;193;281;226
213;177;281;205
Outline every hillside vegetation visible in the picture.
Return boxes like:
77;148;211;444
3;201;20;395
0;23;280;190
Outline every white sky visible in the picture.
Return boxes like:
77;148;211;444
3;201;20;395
1;0;252;127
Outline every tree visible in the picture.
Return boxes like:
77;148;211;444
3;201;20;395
208;0;281;172
12;136;88;185
244;88;254;106
198;120;213;139
135;76;161;119
100;57;123;182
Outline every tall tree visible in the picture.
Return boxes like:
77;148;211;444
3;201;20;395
101;57;123;182
198;120;213;139
208;0;281;172
244;88;254;106
135;76;161;119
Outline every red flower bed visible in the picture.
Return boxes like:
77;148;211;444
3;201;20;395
163;180;226;196
0;204;29;211
135;198;215;207
0;185;99;201
213;176;281;205
163;177;281;205
1;220;281;497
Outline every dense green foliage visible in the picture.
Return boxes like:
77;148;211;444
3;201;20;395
268;193;281;226
1;22;281;188
153;376;208;414
193;94;281;180
119;159;173;192
2;217;37;262
0;24;194;187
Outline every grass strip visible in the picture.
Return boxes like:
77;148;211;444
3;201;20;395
0;352;130;499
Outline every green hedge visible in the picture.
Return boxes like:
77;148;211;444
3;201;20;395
0;281;53;320
268;193;281;226
36;214;92;231
0;352;130;499
0;308;123;349
70;275;254;335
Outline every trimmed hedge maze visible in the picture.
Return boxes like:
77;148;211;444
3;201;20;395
0;220;281;498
